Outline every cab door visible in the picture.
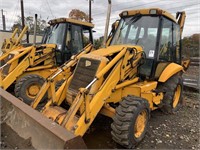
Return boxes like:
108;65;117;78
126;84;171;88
63;24;84;63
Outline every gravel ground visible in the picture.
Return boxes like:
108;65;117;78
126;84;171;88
0;88;199;149
1;64;199;149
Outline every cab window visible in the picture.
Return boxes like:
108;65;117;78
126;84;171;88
71;25;83;55
159;18;173;61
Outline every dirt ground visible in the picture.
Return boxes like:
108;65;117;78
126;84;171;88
1;87;199;149
0;124;34;149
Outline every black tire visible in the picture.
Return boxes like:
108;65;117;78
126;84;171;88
15;74;46;105
111;95;150;148
157;74;183;114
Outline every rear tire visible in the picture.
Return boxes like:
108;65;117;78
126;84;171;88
158;74;183;113
15;74;46;105
111;95;150;148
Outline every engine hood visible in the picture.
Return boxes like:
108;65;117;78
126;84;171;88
91;45;143;57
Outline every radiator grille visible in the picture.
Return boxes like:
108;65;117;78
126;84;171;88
67;57;100;102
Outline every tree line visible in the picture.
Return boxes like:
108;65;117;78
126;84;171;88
182;34;199;57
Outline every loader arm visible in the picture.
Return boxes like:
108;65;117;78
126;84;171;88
0;46;34;89
31;44;94;109
73;47;143;136
0;44;56;90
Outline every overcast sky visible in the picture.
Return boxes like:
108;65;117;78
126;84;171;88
0;0;199;38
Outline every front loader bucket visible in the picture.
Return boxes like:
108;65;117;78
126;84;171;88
0;88;86;149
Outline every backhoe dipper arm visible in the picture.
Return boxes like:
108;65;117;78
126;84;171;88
11;28;18;38
1;28;18;52
15;26;28;47
176;11;186;36
1;26;28;53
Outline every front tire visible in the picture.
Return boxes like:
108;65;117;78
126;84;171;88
15;74;46;105
111;95;150;148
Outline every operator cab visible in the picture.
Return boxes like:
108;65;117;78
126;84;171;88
46;18;94;65
110;8;181;80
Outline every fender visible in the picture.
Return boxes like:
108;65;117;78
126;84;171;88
158;63;183;82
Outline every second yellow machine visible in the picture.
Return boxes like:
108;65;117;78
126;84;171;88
0;18;94;104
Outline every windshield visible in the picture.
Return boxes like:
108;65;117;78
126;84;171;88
111;16;159;58
46;23;67;50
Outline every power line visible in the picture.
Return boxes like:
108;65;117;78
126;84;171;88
92;0;197;17
93;0;161;16
9;0;20;29
93;2;199;22
45;0;55;18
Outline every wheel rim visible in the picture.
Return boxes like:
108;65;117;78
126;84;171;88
173;85;181;108
26;84;41;99
134;110;147;138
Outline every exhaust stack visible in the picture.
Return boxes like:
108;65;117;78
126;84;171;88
33;14;37;45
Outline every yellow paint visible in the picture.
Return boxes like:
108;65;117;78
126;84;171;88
131;81;157;93
120;8;177;23
181;59;190;71
158;63;183;82
26;83;41;99
48;18;94;28
134;110;147;138
173;85;181;108
100;104;116;118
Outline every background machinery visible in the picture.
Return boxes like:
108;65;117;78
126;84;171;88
1;25;28;54
1;5;189;149
0;18;94;104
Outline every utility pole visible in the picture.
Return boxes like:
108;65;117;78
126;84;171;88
20;0;25;29
103;0;111;47
1;9;6;31
88;0;93;23
20;0;29;43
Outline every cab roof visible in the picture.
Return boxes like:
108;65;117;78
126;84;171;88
48;18;94;28
119;8;177;23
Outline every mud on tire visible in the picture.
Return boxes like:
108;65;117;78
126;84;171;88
111;95;150;148
157;74;183;114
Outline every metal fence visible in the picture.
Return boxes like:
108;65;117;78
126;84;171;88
183;57;199;90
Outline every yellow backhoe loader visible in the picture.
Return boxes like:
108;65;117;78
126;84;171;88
1;6;189;149
30;8;187;148
0;18;94;104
